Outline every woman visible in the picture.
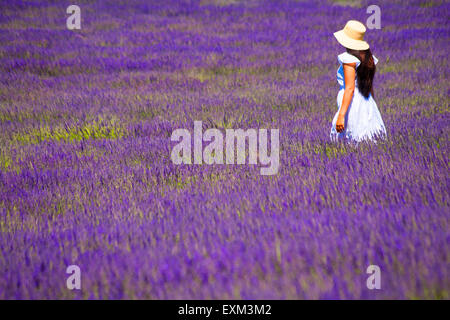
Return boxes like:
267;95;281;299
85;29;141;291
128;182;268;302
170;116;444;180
330;20;387;143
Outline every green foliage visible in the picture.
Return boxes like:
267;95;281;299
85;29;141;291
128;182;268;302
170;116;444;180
13;117;126;145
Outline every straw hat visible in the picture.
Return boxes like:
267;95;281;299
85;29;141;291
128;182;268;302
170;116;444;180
333;20;370;50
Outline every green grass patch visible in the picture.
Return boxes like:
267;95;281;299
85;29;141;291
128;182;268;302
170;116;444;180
12;117;126;145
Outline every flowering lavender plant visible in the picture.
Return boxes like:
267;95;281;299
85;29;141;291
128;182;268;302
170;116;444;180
0;0;448;299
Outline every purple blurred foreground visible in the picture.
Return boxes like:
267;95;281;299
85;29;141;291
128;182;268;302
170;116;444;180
0;0;448;299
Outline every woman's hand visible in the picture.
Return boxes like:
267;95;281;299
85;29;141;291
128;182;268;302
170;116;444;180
336;113;345;133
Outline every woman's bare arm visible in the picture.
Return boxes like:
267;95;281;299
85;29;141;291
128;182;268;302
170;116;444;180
336;63;356;133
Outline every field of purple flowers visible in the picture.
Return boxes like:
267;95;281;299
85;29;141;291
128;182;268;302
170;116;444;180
0;0;448;299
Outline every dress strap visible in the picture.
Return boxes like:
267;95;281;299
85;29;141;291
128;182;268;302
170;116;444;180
373;55;379;65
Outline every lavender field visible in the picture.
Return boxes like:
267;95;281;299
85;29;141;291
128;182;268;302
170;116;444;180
0;0;449;299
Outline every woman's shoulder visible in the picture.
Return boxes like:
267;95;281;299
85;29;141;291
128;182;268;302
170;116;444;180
337;52;360;66
337;52;379;67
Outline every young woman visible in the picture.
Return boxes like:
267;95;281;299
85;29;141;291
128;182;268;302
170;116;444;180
330;20;387;143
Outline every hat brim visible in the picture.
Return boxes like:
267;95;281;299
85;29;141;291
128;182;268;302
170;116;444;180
333;30;369;50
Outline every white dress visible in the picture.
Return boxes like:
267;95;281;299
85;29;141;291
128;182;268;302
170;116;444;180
330;52;387;143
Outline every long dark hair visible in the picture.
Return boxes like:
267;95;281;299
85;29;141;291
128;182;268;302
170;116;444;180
346;48;376;99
